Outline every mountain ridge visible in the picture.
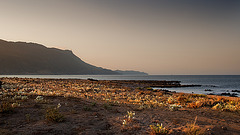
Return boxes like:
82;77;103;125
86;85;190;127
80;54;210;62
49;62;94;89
0;39;118;75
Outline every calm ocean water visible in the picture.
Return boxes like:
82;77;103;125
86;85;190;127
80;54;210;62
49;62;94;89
1;75;240;97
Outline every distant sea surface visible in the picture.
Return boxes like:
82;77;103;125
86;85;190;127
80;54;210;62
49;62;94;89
1;75;240;97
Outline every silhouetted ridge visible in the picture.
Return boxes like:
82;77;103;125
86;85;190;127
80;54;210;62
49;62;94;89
0;39;118;75
115;70;148;75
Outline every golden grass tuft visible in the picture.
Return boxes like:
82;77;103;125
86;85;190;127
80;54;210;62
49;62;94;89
185;116;205;135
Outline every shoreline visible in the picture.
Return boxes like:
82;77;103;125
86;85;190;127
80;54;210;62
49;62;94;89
1;75;239;97
1;76;239;97
0;77;240;134
1;77;239;103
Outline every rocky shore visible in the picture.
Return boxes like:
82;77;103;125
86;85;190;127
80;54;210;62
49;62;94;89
0;78;240;135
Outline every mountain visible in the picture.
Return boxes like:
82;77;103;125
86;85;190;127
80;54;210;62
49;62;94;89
0;39;118;75
115;70;148;75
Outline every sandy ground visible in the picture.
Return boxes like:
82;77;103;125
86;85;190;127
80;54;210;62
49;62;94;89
0;78;240;135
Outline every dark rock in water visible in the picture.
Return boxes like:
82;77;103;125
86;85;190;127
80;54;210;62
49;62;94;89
207;93;215;95
232;90;240;93
204;89;213;91
230;93;238;97
221;92;230;96
205;85;217;87
181;84;202;87
161;89;172;93
221;92;238;97
87;78;98;81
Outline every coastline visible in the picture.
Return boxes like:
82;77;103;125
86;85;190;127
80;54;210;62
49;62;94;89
0;77;240;134
1;75;239;97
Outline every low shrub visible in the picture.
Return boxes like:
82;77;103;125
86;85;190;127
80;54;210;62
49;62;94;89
25;113;31;122
222;104;237;112
83;106;91;111
191;94;207;98
185;116;204;135
149;123;169;135
126;111;135;121
91;102;96;106
167;96;176;104
169;104;182;111
0;101;13;113
177;95;188;103
45;107;64;122
212;103;238;112
187;101;203;109
212;103;223;110
103;103;111;110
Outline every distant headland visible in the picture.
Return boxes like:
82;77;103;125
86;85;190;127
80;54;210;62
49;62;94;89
0;39;147;75
114;70;148;75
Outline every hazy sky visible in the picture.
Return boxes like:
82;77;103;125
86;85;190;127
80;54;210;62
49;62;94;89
0;0;240;75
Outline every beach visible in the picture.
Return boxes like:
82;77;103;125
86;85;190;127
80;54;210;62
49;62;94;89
0;77;240;135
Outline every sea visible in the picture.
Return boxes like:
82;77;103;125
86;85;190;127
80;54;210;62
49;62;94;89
1;75;240;97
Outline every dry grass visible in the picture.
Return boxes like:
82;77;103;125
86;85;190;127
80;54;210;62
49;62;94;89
45;107;64;122
184;117;205;135
149;123;169;135
0;78;240;134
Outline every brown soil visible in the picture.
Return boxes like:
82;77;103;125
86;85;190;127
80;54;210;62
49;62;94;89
0;78;240;135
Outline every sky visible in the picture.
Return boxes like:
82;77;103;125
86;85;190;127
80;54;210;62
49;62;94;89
0;0;240;75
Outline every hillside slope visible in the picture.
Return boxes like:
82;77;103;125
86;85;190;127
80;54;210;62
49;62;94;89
0;39;118;75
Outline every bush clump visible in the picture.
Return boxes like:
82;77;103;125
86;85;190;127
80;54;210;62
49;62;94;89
149;123;169;135
0;102;13;113
45;107;64;122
